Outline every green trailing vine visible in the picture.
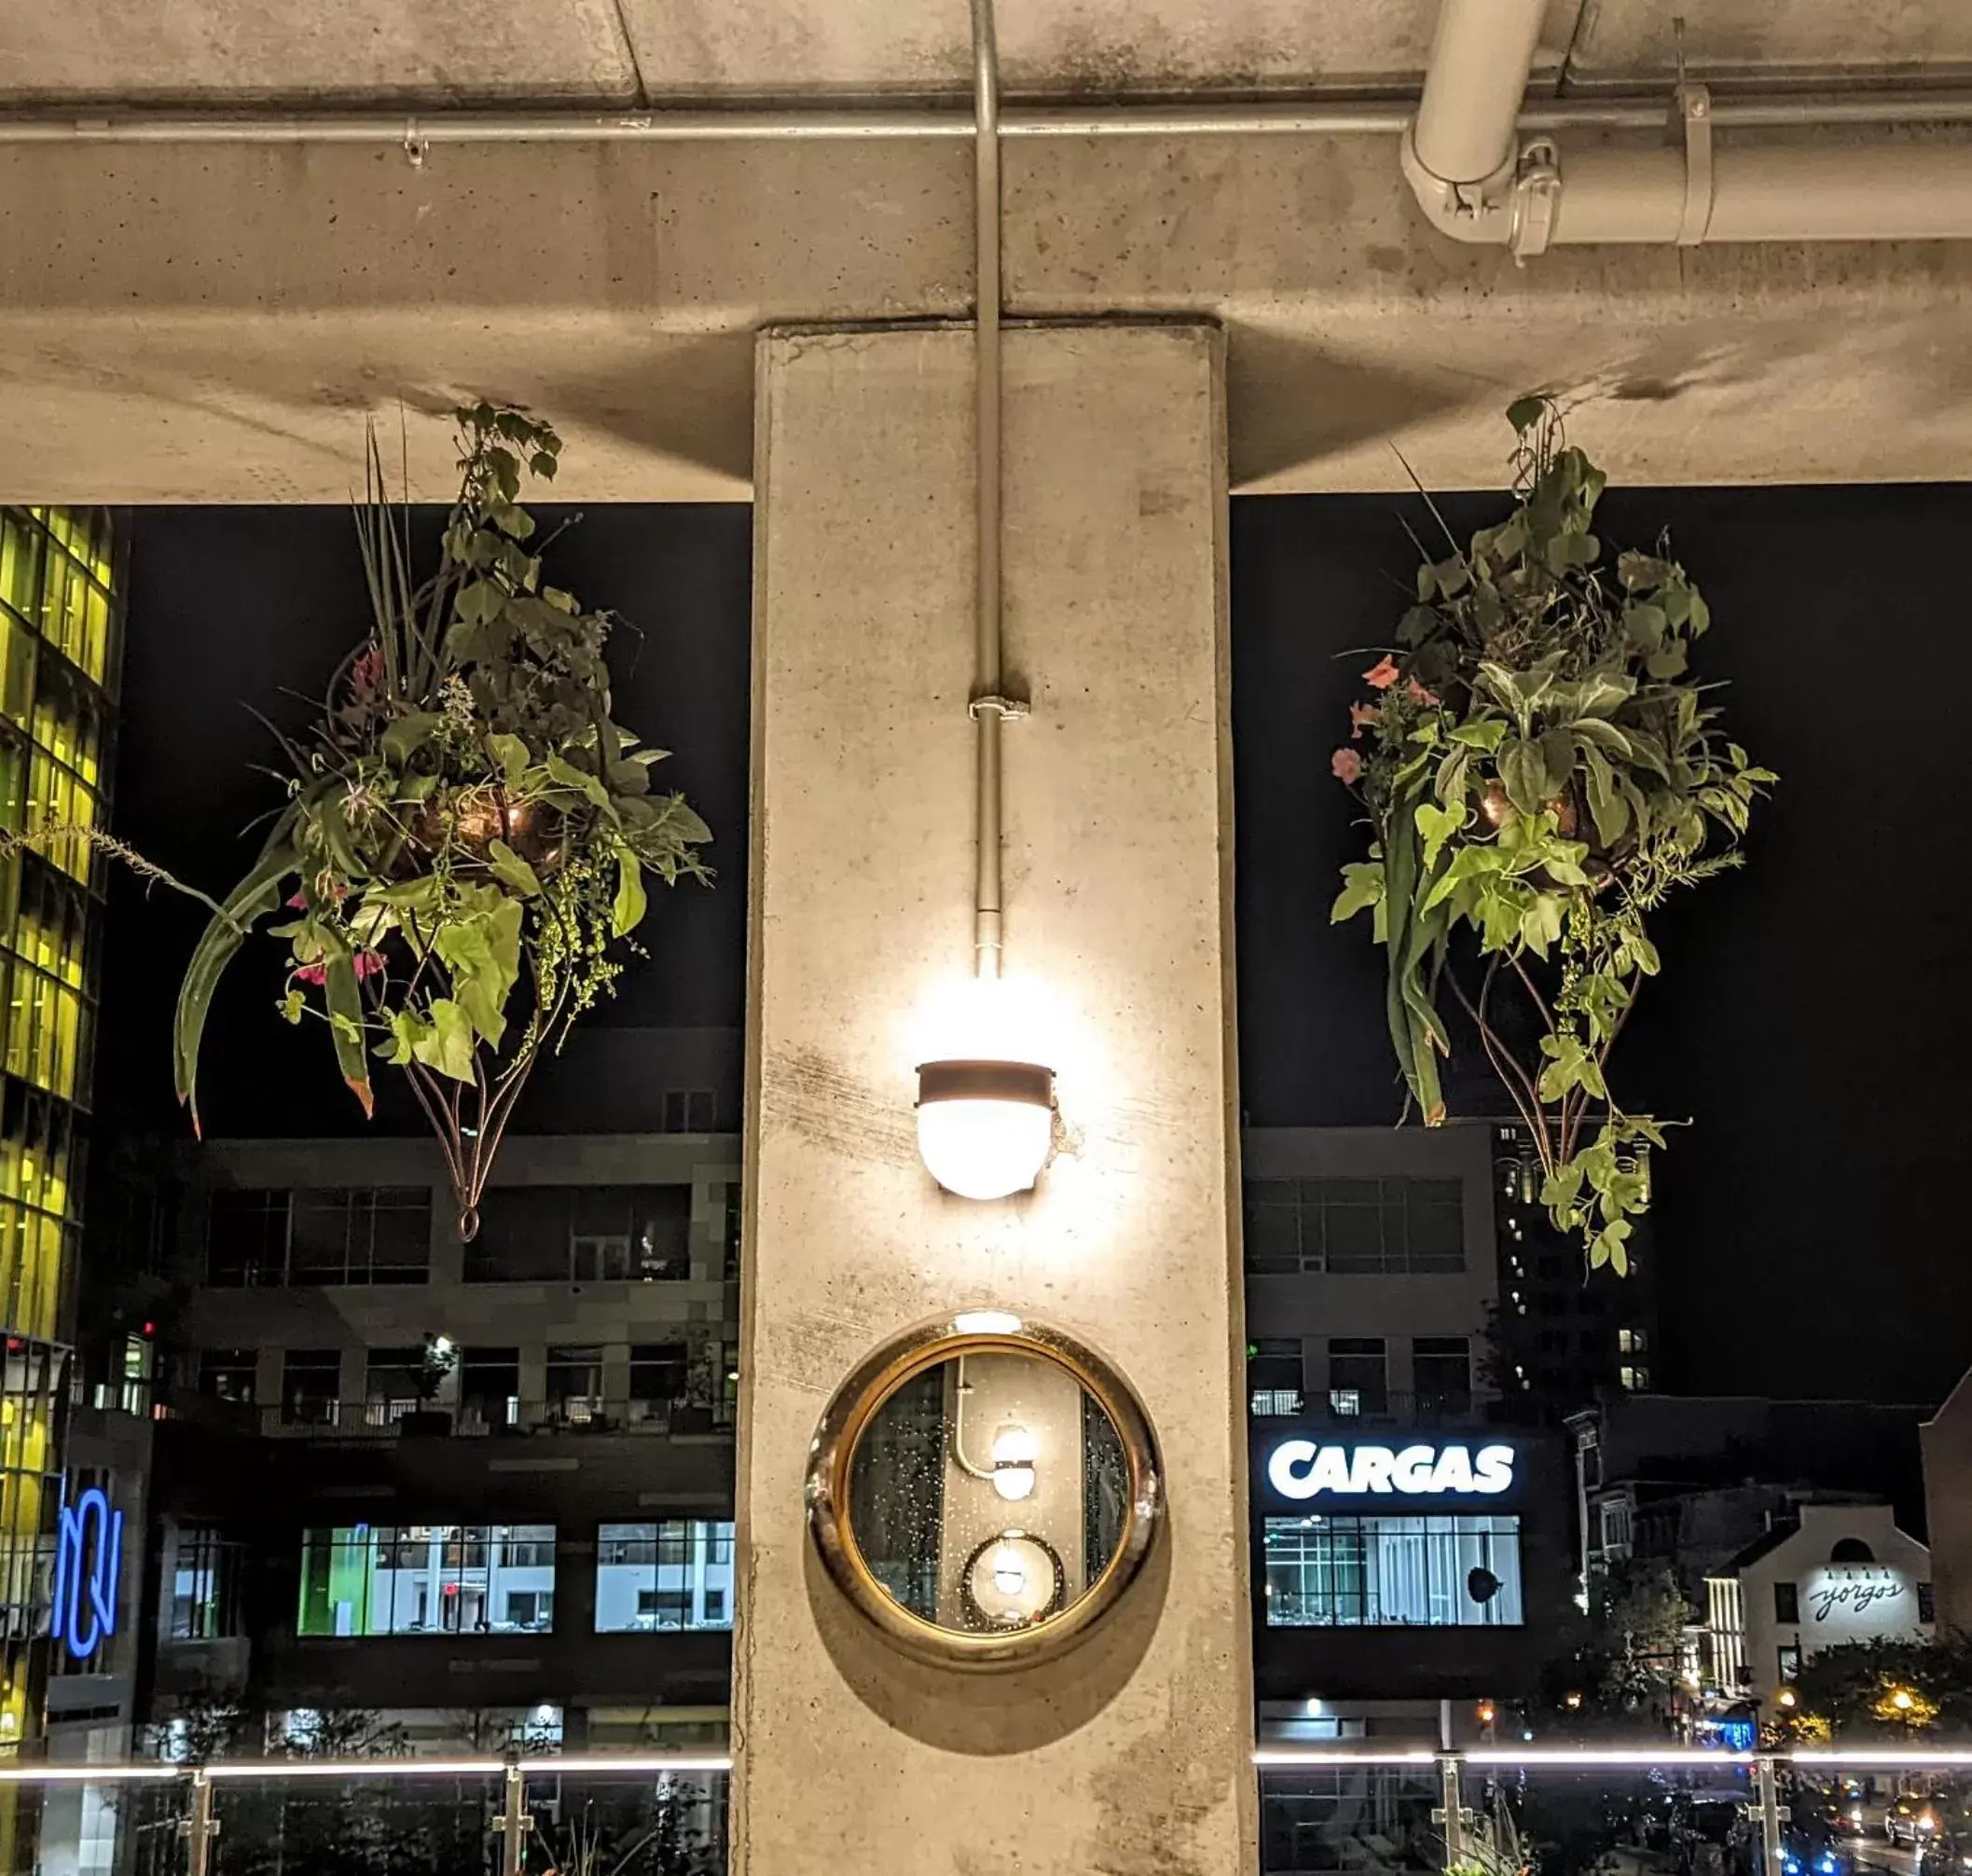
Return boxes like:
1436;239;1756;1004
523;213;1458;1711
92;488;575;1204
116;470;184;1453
1331;398;1774;1271
12;406;710;1239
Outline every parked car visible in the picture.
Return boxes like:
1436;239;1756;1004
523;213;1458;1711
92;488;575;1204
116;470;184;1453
1889;1793;1944;1848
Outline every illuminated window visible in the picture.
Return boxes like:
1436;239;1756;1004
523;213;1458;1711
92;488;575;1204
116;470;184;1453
1262;1514;1523;1628
296;1524;557;1636
1619;1364;1650;1390
594;1520;736;1633
172;1525;247;1640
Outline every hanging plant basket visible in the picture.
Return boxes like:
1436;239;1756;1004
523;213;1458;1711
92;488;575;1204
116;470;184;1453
162;405;712;1237
1331;398;1775;1272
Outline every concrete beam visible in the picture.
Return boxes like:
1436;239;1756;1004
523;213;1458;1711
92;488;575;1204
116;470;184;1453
3;129;1971;500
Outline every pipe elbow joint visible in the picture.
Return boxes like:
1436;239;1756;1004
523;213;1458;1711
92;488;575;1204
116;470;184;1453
1400;121;1562;258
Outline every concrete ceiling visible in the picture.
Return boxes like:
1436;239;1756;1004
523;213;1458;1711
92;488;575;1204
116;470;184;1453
5;0;1972;106
3;4;1972;500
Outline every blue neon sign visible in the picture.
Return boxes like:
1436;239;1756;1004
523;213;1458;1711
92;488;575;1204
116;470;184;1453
50;1485;123;1662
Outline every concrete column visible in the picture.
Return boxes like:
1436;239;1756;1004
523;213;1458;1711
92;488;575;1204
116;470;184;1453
736;321;1254;1873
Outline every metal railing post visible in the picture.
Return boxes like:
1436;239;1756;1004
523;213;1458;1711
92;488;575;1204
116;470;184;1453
1434;1752;1470;1871
1756;1754;1788;1876
180;1768;219;1876
491;1755;531;1876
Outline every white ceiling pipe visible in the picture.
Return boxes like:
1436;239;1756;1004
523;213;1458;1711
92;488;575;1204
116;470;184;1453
1409;0;1549;189
1402;0;1972;250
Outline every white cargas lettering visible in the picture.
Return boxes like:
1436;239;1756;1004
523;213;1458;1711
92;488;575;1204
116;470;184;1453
1473;1445;1516;1495
1265;1439;1519;1499
1429;1446;1474;1494
1394;1444;1437;1491
1267;1440;1320;1498
1310;1447;1354;1495
1350;1446;1398;1493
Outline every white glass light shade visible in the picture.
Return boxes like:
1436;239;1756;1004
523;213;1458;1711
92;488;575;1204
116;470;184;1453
990;1423;1037;1501
916;1059;1055;1200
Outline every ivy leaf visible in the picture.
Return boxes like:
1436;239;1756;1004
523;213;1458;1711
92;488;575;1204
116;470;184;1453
545;753;611;808
434;892;523;1047
1477;879;1525;954
1541;1161;1585;1212
487;732;530;787
1589;1218;1633;1276
1331;862;1386;925
486;839;543;899
379;712;445;767
612;850;648;937
1520;892;1565;959
1506;396;1547;434
1646;641;1689;679
381;1008;429;1066
1622;602;1667;655
411;998;477;1083
1413;802;1465;875
279;990;306;1025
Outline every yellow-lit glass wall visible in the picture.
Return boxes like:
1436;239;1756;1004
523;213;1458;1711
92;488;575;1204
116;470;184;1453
0;506;120;1764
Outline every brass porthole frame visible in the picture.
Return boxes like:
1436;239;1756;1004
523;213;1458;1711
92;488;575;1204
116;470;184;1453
805;1310;1165;1671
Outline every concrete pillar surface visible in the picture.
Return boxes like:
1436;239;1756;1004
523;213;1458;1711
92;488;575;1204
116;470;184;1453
736;320;1254;1874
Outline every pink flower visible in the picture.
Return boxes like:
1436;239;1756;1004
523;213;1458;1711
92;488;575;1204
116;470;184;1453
1362;655;1402;691
294;962;327;986
352;949;386;980
286;889;309;909
1349;701;1381;740
1331;748;1364;785
349;645;386;696
1405;677;1441;705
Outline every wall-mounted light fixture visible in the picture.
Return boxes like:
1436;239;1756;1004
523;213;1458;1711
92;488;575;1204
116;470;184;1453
916;1058;1053;1200
912;0;1055;1202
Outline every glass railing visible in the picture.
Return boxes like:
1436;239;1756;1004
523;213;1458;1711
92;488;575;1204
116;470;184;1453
5;1745;1967;1873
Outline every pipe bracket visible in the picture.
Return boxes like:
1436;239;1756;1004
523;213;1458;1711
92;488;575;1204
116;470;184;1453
970;692;1029;721
1672;82;1714;245
1508;137;1562;260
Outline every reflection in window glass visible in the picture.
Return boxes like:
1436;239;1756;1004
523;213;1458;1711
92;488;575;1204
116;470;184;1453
296;1524;557;1635
594;1520;736;1632
1262;1514;1523;1627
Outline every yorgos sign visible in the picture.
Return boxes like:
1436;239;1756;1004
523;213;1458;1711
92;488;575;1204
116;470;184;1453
1266;1440;1516;1500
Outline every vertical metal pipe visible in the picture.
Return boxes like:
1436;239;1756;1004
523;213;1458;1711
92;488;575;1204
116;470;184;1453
1756;1755;1786;1876
1435;1753;1468;1870
495;1759;531;1876
971;0;1005;981
183;1770;218;1876
1411;0;1547;185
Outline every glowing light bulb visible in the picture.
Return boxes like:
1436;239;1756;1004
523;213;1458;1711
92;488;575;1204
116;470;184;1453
990;1423;1037;1501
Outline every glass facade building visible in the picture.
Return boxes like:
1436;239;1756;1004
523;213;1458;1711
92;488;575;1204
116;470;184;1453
0;506;122;1757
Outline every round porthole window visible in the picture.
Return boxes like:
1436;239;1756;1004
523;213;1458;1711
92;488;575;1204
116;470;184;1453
805;1311;1163;1669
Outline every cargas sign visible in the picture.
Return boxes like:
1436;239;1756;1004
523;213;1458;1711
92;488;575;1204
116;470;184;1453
1266;1440;1516;1500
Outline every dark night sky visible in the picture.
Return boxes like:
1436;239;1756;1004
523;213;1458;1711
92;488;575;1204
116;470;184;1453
99;483;1970;1406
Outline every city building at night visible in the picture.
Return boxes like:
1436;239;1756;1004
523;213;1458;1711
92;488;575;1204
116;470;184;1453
1;505;123;1803
1702;1502;1933;1707
133;1123;741;1759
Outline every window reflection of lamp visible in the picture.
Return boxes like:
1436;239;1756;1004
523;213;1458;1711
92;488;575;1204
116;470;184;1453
989;1424;1036;1501
951;1359;1039;1502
